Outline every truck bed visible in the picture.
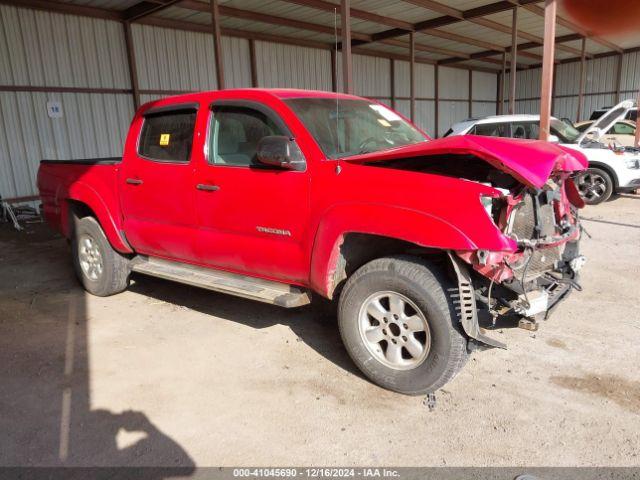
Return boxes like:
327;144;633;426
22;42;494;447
37;158;123;240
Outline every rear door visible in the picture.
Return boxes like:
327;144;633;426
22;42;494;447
120;103;200;262
192;101;310;283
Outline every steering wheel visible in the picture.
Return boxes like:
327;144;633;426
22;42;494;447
358;136;380;153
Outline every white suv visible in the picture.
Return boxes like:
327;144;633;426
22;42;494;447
445;101;640;205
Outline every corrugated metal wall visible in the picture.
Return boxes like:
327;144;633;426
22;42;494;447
256;41;331;90
438;66;469;137
0;3;498;200
502;52;640;121
0;4;134;200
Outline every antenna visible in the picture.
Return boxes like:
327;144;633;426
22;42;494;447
334;7;341;173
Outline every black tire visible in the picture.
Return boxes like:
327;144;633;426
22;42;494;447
71;216;130;296
576;167;613;205
338;256;468;395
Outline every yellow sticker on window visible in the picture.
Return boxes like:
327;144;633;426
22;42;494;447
159;134;170;146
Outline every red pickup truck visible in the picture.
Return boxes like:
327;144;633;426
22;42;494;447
38;88;588;395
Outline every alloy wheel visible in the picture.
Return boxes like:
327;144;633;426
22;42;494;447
358;291;431;370
78;234;104;281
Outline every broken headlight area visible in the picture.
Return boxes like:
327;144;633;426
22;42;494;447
460;175;585;325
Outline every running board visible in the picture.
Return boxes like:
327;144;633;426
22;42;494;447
130;257;311;308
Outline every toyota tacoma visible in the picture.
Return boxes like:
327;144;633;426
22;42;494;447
38;89;588;395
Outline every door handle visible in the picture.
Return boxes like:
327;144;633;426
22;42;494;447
126;178;143;185
196;184;220;192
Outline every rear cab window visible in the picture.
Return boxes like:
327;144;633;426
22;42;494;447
138;105;198;163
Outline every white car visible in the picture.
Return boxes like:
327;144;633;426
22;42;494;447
445;101;640;205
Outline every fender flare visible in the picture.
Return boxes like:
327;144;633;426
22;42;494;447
309;203;478;298
63;182;132;253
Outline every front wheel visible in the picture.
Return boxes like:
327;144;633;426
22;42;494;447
575;167;613;205
338;256;468;395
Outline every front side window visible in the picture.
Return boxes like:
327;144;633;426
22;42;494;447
612;122;635;135
511;122;540;139
284;98;426;159
138;110;197;162
473;122;510;138
208;106;283;166
550;119;581;144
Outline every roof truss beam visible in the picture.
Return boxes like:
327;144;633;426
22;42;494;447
440;33;582;65
122;0;182;22
367;0;542;44
517;2;623;53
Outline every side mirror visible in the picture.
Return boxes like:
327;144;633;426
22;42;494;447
256;136;306;171
548;134;560;143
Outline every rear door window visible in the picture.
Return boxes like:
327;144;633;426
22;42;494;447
138;109;197;163
473;122;510;138
511;122;540;139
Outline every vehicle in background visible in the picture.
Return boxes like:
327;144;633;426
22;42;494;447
445;101;640;205
590;106;637;122
38;88;588;396
574;119;637;148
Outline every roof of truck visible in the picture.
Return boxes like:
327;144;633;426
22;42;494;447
137;88;370;114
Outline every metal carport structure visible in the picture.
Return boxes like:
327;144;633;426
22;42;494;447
0;0;639;202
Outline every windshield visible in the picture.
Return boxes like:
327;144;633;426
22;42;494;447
284;98;427;159
550;119;581;144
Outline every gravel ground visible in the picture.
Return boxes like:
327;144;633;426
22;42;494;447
1;194;639;467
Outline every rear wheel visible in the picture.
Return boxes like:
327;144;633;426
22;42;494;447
338;256;468;395
72;216;130;296
575;167;613;205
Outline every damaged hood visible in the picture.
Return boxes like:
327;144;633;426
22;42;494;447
577;99;635;145
343;135;588;189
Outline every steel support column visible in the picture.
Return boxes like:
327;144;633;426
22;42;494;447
468;69;473;117
341;0;353;94
615;53;623;103
498;52;506;114
210;0;225;90
410;32;415;121
636;89;640;147
123;21;140;110
390;59;396;109
576;37;586;121
434;65;439;137
539;0;556;141
509;5;518;114
249;39;258;87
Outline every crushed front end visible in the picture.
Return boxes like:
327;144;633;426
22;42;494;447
457;172;586;335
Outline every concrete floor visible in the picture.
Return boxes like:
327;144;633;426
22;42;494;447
1;195;639;468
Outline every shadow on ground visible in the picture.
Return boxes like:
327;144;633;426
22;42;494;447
0;223;195;475
127;272;364;380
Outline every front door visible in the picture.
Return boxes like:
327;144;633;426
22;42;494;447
193;102;310;284
120;103;200;262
